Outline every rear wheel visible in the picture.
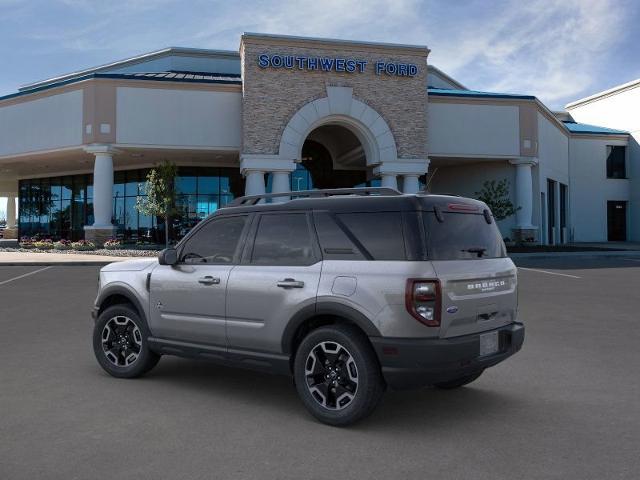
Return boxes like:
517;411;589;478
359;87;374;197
294;324;384;426
434;371;483;389
93;304;160;378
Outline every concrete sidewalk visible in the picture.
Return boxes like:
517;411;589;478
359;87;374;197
0;251;150;266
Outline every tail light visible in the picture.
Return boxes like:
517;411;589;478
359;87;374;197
405;279;441;327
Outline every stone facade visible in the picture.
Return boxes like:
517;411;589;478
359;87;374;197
240;34;429;161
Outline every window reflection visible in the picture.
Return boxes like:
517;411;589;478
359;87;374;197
18;167;244;243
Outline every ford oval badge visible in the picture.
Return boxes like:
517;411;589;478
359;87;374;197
446;306;459;314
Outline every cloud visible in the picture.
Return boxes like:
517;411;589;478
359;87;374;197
1;0;636;108
420;0;632;107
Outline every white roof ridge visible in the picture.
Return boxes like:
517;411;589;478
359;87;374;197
566;78;640;109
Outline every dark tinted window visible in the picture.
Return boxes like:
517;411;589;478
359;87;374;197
336;212;406;260
251;214;315;266
424;212;506;260
314;212;365;260
606;146;626;179
180;215;247;264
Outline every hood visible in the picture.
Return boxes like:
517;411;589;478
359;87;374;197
101;258;158;272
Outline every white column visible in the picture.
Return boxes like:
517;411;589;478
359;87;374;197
244;170;266;196
6;195;16;229
91;151;115;227
380;173;398;190
271;171;291;203
402;174;420;194
510;158;537;229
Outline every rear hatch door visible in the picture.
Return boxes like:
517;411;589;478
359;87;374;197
423;205;517;338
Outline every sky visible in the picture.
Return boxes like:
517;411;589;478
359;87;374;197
1;0;640;218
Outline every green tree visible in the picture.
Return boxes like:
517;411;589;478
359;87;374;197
474;179;520;222
135;161;178;248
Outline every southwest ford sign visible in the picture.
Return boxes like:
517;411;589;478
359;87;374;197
257;54;418;77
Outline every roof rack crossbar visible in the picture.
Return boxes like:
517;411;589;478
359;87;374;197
226;187;402;207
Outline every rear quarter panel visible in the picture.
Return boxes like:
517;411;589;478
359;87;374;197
318;260;442;338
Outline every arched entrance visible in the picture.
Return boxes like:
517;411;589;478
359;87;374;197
298;124;373;190
243;86;428;197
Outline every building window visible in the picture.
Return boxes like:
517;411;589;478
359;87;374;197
18;167;244;243
606;146;626;179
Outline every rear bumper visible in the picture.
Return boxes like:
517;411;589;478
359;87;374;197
370;323;524;390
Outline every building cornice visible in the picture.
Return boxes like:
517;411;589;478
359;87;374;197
241;32;430;56
0;74;241;108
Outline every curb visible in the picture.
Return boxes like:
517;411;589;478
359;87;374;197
509;251;640;259
0;261;116;266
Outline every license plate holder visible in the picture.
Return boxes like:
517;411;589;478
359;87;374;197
479;331;499;357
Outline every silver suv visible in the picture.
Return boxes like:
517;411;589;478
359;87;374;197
92;188;524;426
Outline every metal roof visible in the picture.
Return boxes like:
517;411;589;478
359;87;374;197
562;121;628;135
108;71;241;82
19;47;240;92
0;71;241;103
428;87;535;100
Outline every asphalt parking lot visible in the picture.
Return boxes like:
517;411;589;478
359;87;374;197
1;257;639;479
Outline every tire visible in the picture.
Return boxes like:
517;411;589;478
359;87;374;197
93;304;160;378
434;370;483;390
294;324;385;426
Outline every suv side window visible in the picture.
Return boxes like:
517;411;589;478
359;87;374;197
336;212;406;260
180;215;247;264
251;213;316;266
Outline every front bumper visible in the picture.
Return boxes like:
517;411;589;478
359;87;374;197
370;323;524;390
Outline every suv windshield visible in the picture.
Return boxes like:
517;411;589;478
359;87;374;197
423;212;506;260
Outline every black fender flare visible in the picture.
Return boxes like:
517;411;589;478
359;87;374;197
95;284;147;324
281;301;381;354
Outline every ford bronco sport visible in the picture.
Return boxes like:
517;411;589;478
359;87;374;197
92;188;524;426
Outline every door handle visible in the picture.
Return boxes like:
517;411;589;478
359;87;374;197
277;278;305;288
198;276;221;285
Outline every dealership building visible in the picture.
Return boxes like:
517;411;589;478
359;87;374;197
0;33;637;245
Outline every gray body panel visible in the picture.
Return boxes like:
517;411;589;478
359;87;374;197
148;263;232;345
226;263;321;353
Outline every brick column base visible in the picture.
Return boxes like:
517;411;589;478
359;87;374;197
2;228;18;240
512;228;538;244
84;227;116;247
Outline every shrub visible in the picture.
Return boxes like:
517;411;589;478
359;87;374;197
71;240;96;251
20;236;35;249
103;238;123;250
33;239;54;250
54;239;72;250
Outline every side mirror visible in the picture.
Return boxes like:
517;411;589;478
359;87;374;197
158;248;178;266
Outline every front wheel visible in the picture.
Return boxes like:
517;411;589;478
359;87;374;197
93;304;160;378
294;325;385;426
434;371;483;390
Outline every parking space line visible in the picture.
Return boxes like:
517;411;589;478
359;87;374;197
0;266;52;286
623;258;640;262
518;267;581;279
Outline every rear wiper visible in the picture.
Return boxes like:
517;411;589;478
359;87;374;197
462;247;487;257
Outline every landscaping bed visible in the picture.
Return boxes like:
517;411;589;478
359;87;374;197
0;247;159;257
0;238;162;257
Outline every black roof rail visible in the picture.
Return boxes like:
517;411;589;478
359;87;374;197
226;187;402;207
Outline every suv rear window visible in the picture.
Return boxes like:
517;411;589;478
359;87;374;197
424;212;506;260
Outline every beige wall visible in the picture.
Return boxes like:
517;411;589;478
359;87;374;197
116;86;242;148
0;90;83;157
428;102;520;157
240;35;429;159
